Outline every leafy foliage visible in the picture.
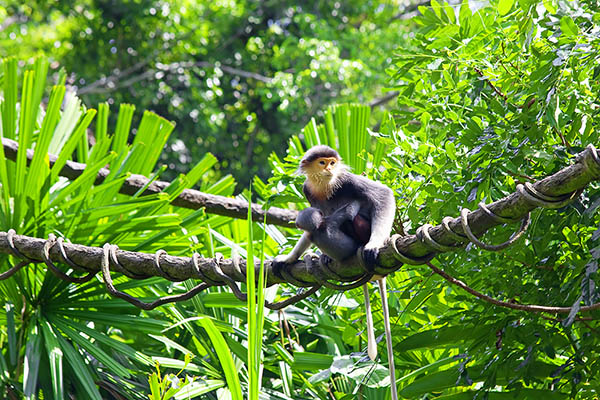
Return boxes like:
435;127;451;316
1;0;600;399
0;57;258;399
378;0;600;397
0;0;410;185
262;0;600;398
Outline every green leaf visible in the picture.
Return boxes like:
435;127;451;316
197;316;243;400
52;317;132;378
23;319;42;399
59;310;168;333
397;324;494;351
49;151;115;206
113;103;135;153
40;319;64;400
436;389;567;399
148;371;161;400
273;343;294;365
292;352;334;370
129;111;174;175
48;91;84;155
151;357;202;373
53;316;151;366
96;102;109;143
498;0;515;15
173;380;226;399
348;364;390;388
445;141;456;160
560;16;579;37
50;108;97;182
55;334;102;400
543;0;557;13
25;85;66;211
149;334;195;357
1;57;18;140
5;302;17;366
397;355;467;386
202;292;247;308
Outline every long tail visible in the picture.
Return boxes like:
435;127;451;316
363;284;377;361
378;277;398;400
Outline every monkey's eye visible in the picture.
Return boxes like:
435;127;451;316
330;160;336;166
319;160;326;165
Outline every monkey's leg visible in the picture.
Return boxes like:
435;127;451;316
273;232;312;265
363;283;377;361
378;277;397;400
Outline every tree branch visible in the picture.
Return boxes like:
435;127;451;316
425;261;600;315
77;58;152;95
77;59;274;95
0;230;278;285
390;0;431;21
1;145;599;296
1;137;297;227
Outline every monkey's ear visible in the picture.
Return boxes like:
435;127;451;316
296;160;309;174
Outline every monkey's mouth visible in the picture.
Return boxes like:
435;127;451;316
306;172;334;186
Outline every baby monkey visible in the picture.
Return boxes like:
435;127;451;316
295;201;362;263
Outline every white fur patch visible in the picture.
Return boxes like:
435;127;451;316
305;163;348;200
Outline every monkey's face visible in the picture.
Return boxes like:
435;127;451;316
302;157;339;179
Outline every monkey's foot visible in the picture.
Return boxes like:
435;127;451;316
319;253;334;268
362;246;380;272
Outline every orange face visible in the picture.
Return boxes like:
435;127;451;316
302;156;340;198
310;157;338;175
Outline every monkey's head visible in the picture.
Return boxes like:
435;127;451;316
299;145;343;184
295;207;324;232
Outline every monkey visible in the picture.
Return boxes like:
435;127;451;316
276;145;395;265
274;145;397;399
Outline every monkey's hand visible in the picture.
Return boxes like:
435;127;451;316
273;254;297;265
272;253;298;278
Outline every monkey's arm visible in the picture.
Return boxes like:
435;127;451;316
363;183;396;265
273;231;312;264
329;200;361;228
367;186;395;246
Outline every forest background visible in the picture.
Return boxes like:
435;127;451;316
1;0;599;399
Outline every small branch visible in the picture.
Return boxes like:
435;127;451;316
426;261;600;315
77;58;152;95
554;126;571;148
474;66;507;100
77;59;274;95
369;91;399;108
503;168;535;182
1;137;297;227
195;61;274;84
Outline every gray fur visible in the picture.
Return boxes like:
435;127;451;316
295;201;361;261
